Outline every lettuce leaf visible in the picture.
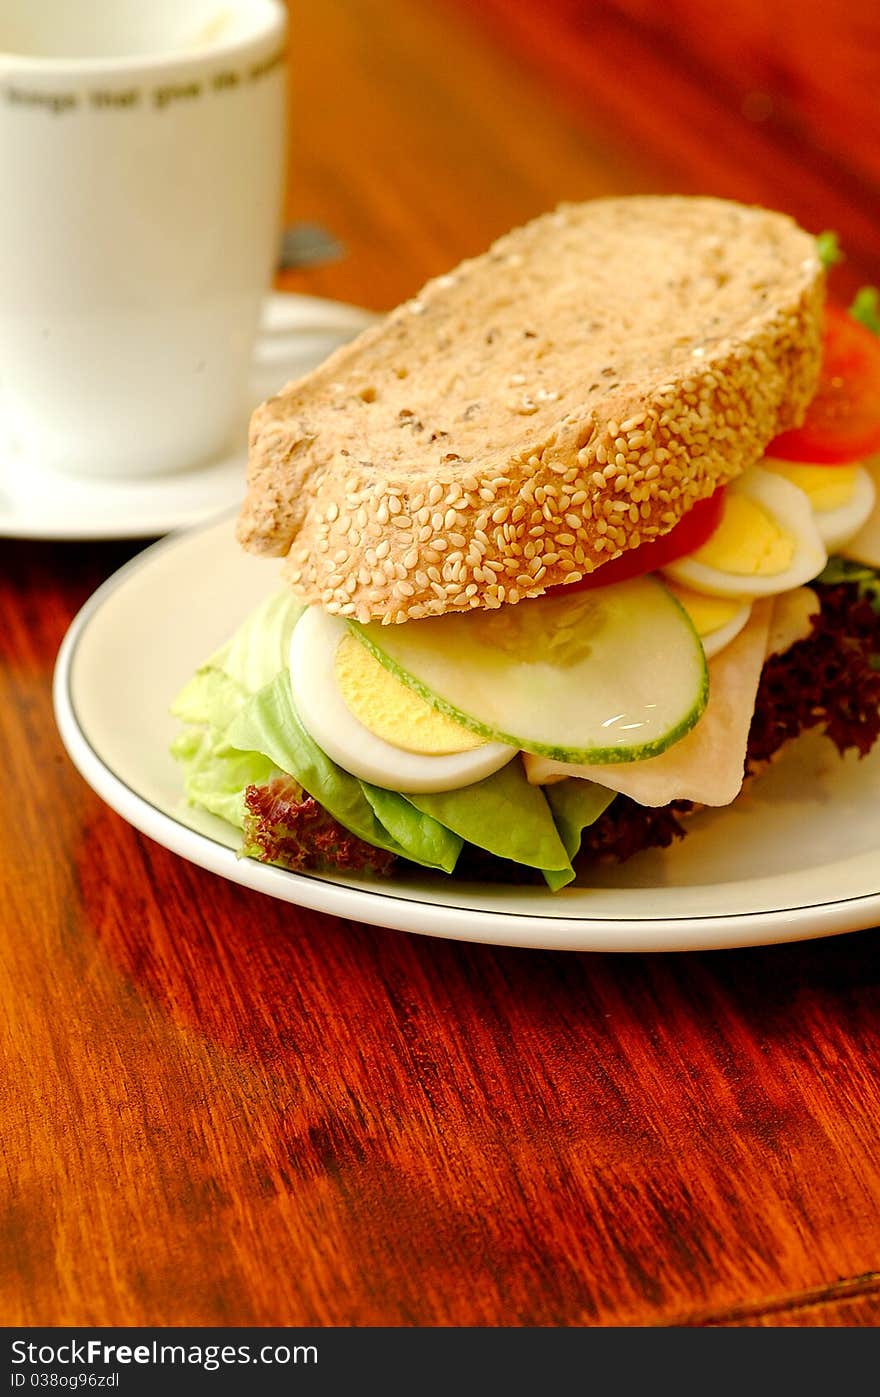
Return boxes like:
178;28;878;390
816;230;844;269
226;672;418;862
242;776;399;877
171;597;462;874
404;760;574;885
816;556;880;615
171;726;277;828
544;778;616;856
849;287;880;336
171;590;618;890
361;783;462;874
225;671;462;873
209;588;305;693
171;666;249;729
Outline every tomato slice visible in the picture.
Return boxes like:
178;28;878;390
560;487;726;591
766;302;880;464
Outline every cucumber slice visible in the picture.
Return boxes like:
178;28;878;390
349;576;708;764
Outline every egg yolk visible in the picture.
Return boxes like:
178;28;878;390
689;494;795;576
762;459;858;512
663;582;744;636
334;631;486;754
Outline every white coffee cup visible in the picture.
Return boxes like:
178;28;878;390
0;0;287;478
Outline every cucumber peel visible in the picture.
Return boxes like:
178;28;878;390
349;576;709;765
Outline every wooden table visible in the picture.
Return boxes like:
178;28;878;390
3;0;880;1328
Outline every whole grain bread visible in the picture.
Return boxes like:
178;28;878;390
237;195;824;623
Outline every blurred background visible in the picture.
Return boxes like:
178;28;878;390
279;0;879;308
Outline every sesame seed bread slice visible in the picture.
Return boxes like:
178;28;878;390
237;195;824;623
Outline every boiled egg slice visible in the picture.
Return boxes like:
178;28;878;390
661;464;826;598
761;458;876;552
289;605;516;793
663;581;752;658
837;455;880;568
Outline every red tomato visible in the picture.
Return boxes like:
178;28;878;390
766;302;880;464
561;487;726;591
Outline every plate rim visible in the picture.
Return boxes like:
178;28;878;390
52;523;880;953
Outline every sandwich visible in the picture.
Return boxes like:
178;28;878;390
171;195;880;891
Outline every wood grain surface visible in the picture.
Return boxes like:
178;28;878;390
3;0;880;1328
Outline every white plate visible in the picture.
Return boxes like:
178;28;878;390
1;293;377;541
53;515;880;953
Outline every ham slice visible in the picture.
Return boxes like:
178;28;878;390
523;599;773;807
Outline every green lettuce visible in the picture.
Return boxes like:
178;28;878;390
171;726;277;828
816;230;844;269
210;588;305;692
225;671;458;871
850;286;880;336
361;784;463;875
543;778;617;886
171;591;615;888
817;557;880;614
404;761;575;888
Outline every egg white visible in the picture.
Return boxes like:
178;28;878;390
695;604;752;658
661;465;827;599
838;457;880;567
289;605;517;793
762;458;877;551
662;581;752;658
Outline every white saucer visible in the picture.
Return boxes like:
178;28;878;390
0;292;378;541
